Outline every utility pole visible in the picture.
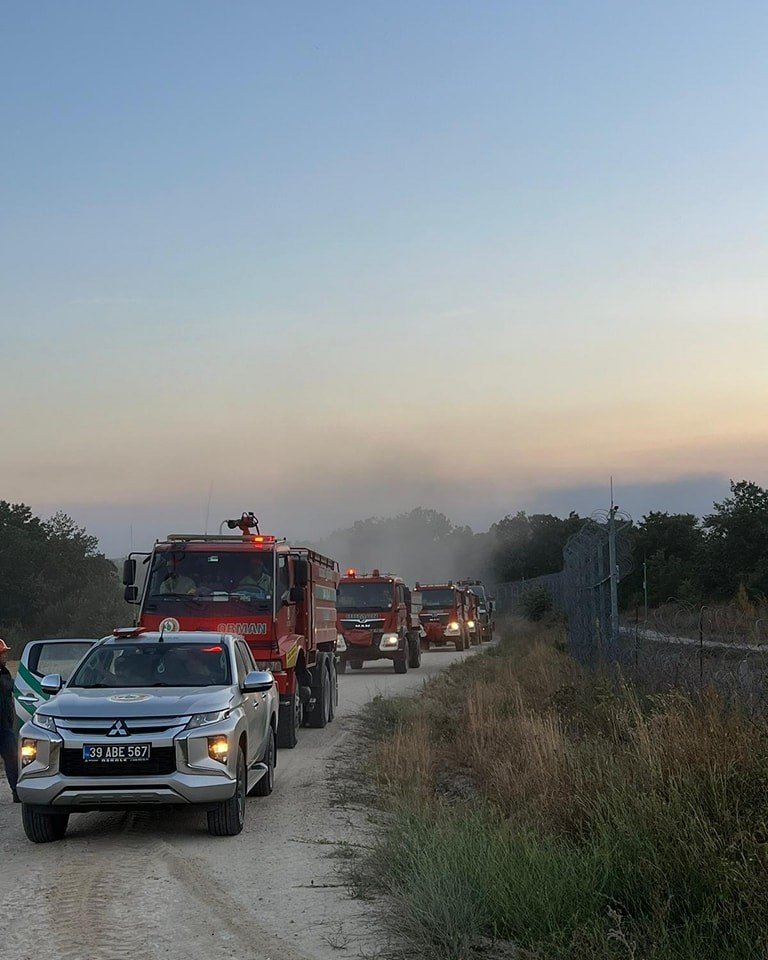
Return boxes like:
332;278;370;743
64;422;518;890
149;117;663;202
608;478;619;644
642;554;648;622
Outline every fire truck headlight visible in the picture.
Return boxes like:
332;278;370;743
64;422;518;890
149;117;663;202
379;633;400;651
335;634;347;653
446;622;460;633
255;660;284;674
467;620;475;629
187;709;231;729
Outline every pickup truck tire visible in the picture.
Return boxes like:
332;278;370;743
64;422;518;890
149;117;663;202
407;637;421;669
207;749;246;836
250;727;275;797
305;663;331;728
278;693;301;749
22;805;69;844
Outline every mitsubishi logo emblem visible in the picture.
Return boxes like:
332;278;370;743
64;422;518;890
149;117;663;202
107;719;129;737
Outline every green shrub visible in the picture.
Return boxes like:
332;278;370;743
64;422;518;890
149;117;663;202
520;585;554;621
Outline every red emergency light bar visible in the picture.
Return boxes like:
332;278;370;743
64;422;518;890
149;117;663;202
252;535;276;543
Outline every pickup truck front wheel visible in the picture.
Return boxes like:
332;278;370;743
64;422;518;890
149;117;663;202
207;748;246;836
22;805;69;844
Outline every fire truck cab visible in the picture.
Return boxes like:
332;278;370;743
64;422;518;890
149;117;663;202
457;580;495;642
122;514;340;749
336;569;422;674
415;582;471;651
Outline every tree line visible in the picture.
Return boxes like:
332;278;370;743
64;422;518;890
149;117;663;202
0;501;128;653
3;479;766;652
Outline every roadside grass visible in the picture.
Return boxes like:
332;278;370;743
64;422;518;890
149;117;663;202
348;619;768;960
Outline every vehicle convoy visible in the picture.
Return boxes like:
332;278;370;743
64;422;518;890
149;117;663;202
336;569;421;674
457;580;495;642
13;637;97;724
415;582;472;651
15;630;278;842
122;514;339;748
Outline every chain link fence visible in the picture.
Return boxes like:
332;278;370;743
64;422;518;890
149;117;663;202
493;520;768;708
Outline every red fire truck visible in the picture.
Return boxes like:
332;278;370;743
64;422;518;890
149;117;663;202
336;569;422;673
415;582;471;651
122;514;340;749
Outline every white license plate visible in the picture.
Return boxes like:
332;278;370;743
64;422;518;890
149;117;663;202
83;743;151;762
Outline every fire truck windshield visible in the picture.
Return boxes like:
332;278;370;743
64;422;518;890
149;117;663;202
143;550;275;613
420;588;455;609
337;581;394;612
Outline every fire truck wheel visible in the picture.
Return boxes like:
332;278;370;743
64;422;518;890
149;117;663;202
407;638;421;669
207;748;246;836
338;658;348;673
250;727;275;797
393;654;408;674
305;663;331;728
328;666;337;722
277;694;301;749
349;660;364;670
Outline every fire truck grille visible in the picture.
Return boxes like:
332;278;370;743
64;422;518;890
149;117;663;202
60;747;176;777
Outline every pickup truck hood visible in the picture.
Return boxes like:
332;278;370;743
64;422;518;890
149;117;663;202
41;686;233;719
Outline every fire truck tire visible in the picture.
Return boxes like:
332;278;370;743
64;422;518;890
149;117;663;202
393;654;407;674
305;662;331;728
250;727;276;797
21;806;69;843
407;638;421;669
277;694;301;749
329;665;337;722
349;660;364;670
207;748;246;836
338;658;347;673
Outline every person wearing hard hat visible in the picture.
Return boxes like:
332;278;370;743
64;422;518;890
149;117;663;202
0;639;19;802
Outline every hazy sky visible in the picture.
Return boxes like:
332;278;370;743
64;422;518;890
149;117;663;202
2;1;767;555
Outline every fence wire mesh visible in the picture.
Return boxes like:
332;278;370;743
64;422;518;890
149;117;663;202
493;523;768;708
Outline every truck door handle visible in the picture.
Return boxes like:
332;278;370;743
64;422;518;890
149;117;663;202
17;695;38;705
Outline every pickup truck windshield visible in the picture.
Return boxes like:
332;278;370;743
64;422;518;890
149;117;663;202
337;582;394;612
420;589;455;609
70;642;232;688
143;549;276;614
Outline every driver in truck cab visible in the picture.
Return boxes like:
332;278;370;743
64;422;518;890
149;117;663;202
159;554;197;596
235;555;273;597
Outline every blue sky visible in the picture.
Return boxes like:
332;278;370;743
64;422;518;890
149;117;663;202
2;1;767;553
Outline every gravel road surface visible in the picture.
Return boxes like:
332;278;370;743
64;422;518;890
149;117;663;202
0;643;484;960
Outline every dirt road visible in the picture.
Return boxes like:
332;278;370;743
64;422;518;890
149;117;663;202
0;644;483;960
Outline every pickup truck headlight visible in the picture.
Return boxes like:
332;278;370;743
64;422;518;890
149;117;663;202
187;709;231;729
379;633;400;650
21;739;39;767
31;712;57;732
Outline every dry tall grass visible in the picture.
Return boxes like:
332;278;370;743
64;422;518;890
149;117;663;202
354;618;768;960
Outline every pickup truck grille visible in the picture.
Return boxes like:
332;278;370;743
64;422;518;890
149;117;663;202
60;747;176;777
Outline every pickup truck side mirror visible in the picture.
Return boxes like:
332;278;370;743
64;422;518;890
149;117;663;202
41;674;62;695
241;670;275;693
122;558;136;586
124;585;139;604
